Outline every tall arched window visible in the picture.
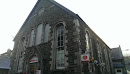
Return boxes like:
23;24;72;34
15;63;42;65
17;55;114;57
29;29;34;47
20;37;26;51
56;24;65;69
43;24;50;43
85;32;90;52
36;24;43;45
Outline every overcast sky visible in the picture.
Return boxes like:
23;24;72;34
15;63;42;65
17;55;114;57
0;0;130;56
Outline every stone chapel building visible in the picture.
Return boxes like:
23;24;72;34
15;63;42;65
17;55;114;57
9;0;114;74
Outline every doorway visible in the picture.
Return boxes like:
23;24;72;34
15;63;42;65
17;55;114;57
30;63;38;74
29;56;39;74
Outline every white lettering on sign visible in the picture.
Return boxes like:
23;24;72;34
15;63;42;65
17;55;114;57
81;53;89;62
30;56;38;63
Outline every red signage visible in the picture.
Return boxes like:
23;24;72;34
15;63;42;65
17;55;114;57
30;56;38;63
81;53;89;62
30;60;36;62
82;56;87;60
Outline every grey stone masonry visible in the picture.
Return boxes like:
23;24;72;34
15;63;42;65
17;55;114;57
9;0;114;74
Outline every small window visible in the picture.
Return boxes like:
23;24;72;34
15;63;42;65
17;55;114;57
43;24;50;43
117;70;121;72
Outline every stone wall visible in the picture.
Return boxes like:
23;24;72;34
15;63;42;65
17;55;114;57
9;0;114;74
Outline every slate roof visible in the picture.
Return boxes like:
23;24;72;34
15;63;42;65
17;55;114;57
0;55;10;69
111;46;123;60
113;62;124;68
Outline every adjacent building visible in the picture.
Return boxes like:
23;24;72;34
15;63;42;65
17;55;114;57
124;56;130;71
111;46;126;74
9;0;114;74
0;49;11;74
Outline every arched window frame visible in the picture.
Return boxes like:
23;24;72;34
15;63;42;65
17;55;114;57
35;24;43;45
20;37;26;51
43;23;50;43
55;23;65;69
85;31;94;72
29;29;35;47
85;31;90;52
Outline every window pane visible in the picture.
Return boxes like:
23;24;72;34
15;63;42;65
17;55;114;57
58;36;60;41
56;51;60;66
29;30;34;47
57;47;60;51
86;33;89;51
61;47;64;50
21;37;26;50
61;30;63;35
61;50;64;66
56;25;65;69
61;41;63;46
117;70;121;72
36;24;43;45
58;42;60;47
44;24;50;42
61;35;63;40
23;38;26;49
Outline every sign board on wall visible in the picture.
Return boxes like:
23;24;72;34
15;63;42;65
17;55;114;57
36;70;41;74
30;56;38;63
81;53;90;62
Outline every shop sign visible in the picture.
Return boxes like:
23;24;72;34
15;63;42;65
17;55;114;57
36;70;41;74
30;56;38;63
81;53;89;62
89;57;94;61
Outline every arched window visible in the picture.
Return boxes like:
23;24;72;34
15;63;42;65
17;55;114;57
36;24;43;45
56;24;65;69
85;32;89;52
20;37;26;51
29;29;34;47
43;24;50;43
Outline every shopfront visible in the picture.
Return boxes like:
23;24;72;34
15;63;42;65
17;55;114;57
28;56;41;74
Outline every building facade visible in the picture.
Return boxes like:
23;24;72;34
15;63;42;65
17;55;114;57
9;0;114;74
0;49;11;74
111;46;126;74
